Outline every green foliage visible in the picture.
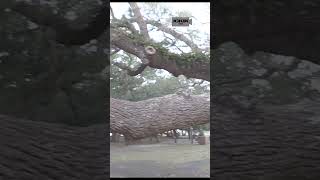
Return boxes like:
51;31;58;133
193;123;210;131
111;65;182;101
110;54;144;101
110;50;210;102
181;52;209;61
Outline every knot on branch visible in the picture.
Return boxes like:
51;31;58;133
145;46;156;55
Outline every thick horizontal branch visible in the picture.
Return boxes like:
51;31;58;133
147;50;210;80
111;26;210;80
110;94;210;140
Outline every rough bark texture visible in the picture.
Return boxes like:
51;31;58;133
110;93;210;140
212;42;320;179
0;114;108;179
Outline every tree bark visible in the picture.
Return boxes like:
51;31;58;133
212;42;320;179
110;93;210;140
0;114;108;179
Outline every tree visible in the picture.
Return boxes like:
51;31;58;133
111;4;320;179
110;2;210;81
110;2;210;139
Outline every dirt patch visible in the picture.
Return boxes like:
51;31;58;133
110;137;210;177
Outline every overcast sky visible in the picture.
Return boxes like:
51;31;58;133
110;3;210;30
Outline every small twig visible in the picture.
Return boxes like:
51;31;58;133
192;79;205;87
162;32;184;53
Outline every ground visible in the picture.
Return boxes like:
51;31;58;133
110;136;210;177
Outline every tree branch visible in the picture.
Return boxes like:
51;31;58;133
110;6;116;19
162;32;185;53
110;26;210;80
144;19;202;53
110;5;210;80
110;28;149;64
192;79;205;87
111;94;209;139
129;3;150;40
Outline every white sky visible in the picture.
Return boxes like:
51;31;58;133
110;2;210;29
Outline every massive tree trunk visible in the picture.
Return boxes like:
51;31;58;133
0;114;108;179
212;42;320;179
110;93;210;140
